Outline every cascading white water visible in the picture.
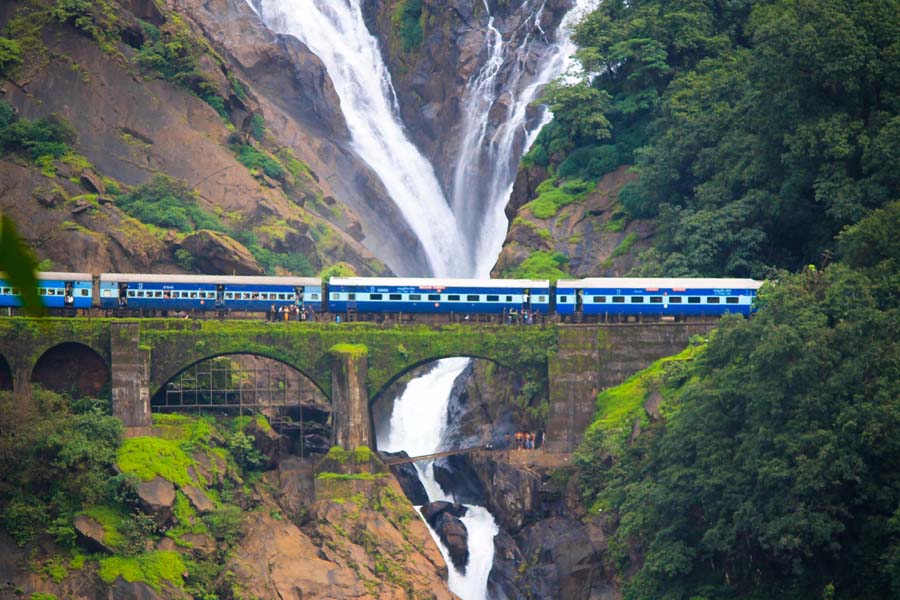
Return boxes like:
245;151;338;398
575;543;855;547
378;358;499;600
249;1;595;597
254;0;466;277
451;0;600;277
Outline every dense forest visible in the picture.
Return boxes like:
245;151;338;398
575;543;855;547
545;0;900;598
530;0;899;277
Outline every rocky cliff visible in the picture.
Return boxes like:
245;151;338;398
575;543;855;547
0;0;430;275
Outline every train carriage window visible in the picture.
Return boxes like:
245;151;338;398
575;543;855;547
128;290;136;297
428;294;441;301
688;297;701;304
592;296;606;303
506;295;513;302
310;293;319;300
137;291;145;298
466;295;479;301
669;297;682;303
225;293;234;299
81;289;90;296
11;288;19;295
370;294;383;300
650;297;663;303
726;297;739;304
2;288;9;294
612;296;625;303
487;295;499;302
410;294;422;301
190;292;198;298
155;291;162;298
448;294;460;301
631;296;645;303
331;293;339;300
389;294;402;300
278;293;286;300
347;293;355;300
39;288;47;295
707;297;721;304
538;295;546;302
559;296;568;303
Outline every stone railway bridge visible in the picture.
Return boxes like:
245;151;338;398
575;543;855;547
0;318;715;452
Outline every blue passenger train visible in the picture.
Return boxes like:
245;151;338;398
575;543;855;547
0;272;764;320
555;278;762;318
327;277;551;316
98;274;323;313
0;272;93;310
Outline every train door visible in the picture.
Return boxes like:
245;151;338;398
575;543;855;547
63;282;74;307
117;282;128;308
295;286;304;305
576;289;584;313
215;285;225;308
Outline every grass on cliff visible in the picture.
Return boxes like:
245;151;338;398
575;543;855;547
98;551;186;592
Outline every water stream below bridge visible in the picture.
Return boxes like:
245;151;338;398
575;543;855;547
250;0;595;597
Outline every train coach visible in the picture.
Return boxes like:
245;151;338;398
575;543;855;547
327;277;551;317
0;272;93;310
99;274;323;313
555;277;763;320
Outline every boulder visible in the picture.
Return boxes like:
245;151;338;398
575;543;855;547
432;511;469;573
79;169;106;194
136;477;176;526
517;517;603;600
73;514;114;553
181;485;215;514
180;533;217;559
178;230;264;276
431;455;487;505
420;500;467;524
244;416;290;469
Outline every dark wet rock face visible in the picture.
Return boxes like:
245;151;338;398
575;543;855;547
432;454;488;506
383;451;430;506
421;501;470;572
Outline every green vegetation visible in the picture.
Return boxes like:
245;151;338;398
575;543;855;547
319;262;357;280
50;0;120;46
392;0;424;52
116;173;222;233
0;37;23;75
133;15;228;118
0;101;76;163
535;0;899;278
0;388;121;547
523;177;594;219
577;202;900;598
0;213;46;316
98;551;186;592
234;143;285;180
504;250;570;282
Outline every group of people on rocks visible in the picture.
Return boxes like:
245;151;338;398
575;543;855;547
505;430;542;450
266;303;314;322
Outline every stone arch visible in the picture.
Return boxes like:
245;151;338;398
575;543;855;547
370;355;540;454
151;351;328;403
153;352;332;456
30;342;110;398
0;353;12;391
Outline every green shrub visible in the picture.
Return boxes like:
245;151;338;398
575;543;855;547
558;144;621;180
225;431;264;471
234;144;285;180
0;37;23;75
203;506;243;545
507;251;570;282
249;114;265;140
0;112;75;161
98;551;186;592
116;174;222;232
393;0;424;51
319;262;357;280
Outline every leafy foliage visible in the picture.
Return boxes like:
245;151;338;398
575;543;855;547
116;173;222;232
393;0;424;52
504;250;570;282
0;388;121;546
0;103;76;162
579;203;900;598
540;0;900;277
0;37;23;75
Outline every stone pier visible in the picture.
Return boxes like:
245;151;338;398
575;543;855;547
329;344;371;450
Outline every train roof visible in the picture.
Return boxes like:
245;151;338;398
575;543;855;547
329;277;551;289
0;272;94;281
556;277;764;289
99;273;321;286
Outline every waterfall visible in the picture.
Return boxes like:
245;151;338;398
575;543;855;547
378;358;499;600
451;0;600;277
254;0;466;277
249;1;595;597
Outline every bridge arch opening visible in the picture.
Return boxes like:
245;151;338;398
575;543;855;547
372;356;545;456
153;353;332;457
0;354;11;391
30;342;109;398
